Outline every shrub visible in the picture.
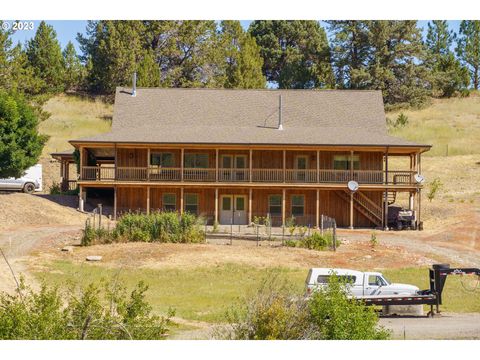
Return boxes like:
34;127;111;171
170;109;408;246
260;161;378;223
224;274;389;340
370;231;378;248
49;181;62;195
83;211;205;245
0;278;172;340
427;178;442;202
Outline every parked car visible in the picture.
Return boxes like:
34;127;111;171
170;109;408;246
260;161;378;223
305;268;419;298
0;164;43;194
388;206;416;230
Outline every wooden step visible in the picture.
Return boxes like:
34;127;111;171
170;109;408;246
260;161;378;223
336;191;383;227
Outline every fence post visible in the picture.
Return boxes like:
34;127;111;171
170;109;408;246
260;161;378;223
230;215;233;246
333;221;337;252
321;214;324;236
98;204;102;229
256;225;259;247
282;225;285;246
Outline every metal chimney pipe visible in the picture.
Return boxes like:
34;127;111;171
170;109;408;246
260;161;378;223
278;94;283;130
132;72;137;97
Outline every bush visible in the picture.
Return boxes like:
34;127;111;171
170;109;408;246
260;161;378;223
223;275;389;340
49;181;62;195
82;211;205;245
284;232;339;251
0;278;172;340
427;178;442;202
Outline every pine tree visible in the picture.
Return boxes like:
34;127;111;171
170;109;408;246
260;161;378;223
327;21;370;88
218;20;265;89
62;41;85;91
26;21;65;93
425;21;469;97
365;21;430;108
248;20;335;89
456;20;480;90
0;90;48;178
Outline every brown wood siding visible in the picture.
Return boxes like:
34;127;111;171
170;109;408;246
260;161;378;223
318;151;383;170
117;186;147;212
252;150;283;168
150;188;181;211
286;151;316;169
117;148;148;167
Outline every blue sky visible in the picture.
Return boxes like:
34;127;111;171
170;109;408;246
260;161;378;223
7;20;462;54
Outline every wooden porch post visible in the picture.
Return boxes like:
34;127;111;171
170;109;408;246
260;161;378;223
147;148;150;181
248;188;252;224
384;147;389;230
214;188;219;224
349;191;354;229
78;184;84;212
249;149;253;183
79;146;84;179
146;186;150;215
180;187;184;214
181;148;184;182
113;185;117;221
316;150;320;183
350;150;354;179
315;189;320;228
282;188;286;226
114;144;118;180
417;152;422;227
283;150;286;182
215;149;219;182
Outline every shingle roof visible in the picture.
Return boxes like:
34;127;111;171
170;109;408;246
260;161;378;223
71;87;430;148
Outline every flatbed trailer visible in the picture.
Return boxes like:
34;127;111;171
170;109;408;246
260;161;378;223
361;264;480;316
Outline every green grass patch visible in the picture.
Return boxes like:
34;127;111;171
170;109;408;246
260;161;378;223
34;261;479;324
35;261;306;323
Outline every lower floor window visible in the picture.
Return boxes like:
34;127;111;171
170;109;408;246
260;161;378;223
268;195;282;216
162;193;176;211
185;193;199;215
291;195;304;217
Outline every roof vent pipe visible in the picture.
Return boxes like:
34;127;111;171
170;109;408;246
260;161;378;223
132;72;137;97
278;94;283;130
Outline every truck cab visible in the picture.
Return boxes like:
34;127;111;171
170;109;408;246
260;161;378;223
305;268;419;298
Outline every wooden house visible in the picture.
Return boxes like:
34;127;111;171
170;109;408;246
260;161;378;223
65;87;430;229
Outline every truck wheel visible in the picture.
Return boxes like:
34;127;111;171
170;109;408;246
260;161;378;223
397;223;403;231
23;183;35;194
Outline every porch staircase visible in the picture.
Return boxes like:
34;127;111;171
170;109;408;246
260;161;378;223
335;189;393;228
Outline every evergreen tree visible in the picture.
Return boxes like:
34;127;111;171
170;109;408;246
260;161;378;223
248;20;335;89
365;21;430;108
26;21;65;93
62;41;85;91
425;21;469;97
327;21;370;88
456;20;480;90
218;20;265;89
0;90;48;178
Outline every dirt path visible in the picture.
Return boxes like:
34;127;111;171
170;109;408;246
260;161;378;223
0;225;82;292
380;313;480;339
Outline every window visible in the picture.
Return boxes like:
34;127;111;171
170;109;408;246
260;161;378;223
222;196;231;211
295;155;308;169
268;195;282;216
291;195;304;217
151;152;174;167
316;275;356;284
185;193;199;215
184;153;209;168
368;275;386;287
162;193;176;211
235;196;245;211
333;155;360;170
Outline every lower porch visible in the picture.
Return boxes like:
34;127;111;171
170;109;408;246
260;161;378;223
79;185;421;229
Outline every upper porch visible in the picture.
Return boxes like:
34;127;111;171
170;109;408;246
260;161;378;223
76;144;426;188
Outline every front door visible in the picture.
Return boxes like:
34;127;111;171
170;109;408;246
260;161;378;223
220;195;247;225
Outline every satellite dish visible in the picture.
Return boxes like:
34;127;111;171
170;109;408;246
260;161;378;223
414;174;425;184
347;180;359;192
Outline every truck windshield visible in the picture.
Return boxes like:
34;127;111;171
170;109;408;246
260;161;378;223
381;276;391;285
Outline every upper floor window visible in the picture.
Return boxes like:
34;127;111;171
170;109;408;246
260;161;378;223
333;155;360;170
151;152;174;167
184;153;209;168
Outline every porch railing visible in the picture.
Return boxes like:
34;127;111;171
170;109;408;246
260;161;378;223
79;166;418;186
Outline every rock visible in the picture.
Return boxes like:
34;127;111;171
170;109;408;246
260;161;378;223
86;255;102;262
61;246;74;252
364;255;372;259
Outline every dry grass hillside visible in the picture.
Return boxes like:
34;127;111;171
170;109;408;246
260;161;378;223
39;94;113;191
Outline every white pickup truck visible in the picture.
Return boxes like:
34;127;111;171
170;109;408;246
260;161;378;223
305;268;419;298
